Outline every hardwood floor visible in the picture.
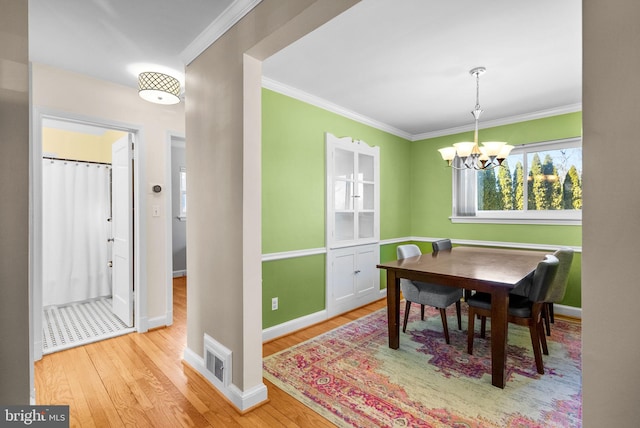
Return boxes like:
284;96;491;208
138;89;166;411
35;277;386;427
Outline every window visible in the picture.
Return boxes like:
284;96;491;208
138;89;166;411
179;167;187;220
452;137;582;224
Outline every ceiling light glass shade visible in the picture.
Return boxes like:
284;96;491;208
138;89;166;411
481;141;506;157
138;72;181;105
478;147;490;162
453;142;476;158
438;147;457;161
497;144;514;159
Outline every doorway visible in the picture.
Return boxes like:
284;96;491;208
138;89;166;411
166;134;187;326
171;136;187;277
32;111;144;360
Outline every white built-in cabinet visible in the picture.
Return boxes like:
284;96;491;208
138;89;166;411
325;133;380;317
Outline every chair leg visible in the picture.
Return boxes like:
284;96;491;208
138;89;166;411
480;316;487;338
543;303;551;336
439;308;450;344
467;307;476;354
455;300;462;330
549;302;555;323
528;321;545;374
402;301;411;333
420;304;425;320
539;319;549;355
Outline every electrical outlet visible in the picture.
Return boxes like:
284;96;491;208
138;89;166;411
271;297;278;311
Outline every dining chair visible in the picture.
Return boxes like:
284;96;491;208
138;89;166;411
542;248;574;335
432;238;452;252
466;254;559;374
397;243;463;344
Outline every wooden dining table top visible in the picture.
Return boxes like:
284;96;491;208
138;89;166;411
377;246;548;292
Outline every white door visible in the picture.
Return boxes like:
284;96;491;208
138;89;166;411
111;134;133;326
327;244;379;317
354;245;376;297
331;249;357;308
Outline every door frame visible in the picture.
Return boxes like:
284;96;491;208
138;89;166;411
30;107;147;362
163;131;186;327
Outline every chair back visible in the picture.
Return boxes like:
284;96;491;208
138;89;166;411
527;255;560;303
546;248;574;303
432;239;452;252
397;244;422;259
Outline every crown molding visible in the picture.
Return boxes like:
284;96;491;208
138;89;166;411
262;75;581;143
261;77;413;140
412;103;583;141
180;0;263;65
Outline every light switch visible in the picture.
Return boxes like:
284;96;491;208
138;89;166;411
152;205;160;217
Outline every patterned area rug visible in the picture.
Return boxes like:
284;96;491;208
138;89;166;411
263;304;581;427
43;297;134;354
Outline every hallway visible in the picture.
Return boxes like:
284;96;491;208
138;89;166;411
35;277;384;426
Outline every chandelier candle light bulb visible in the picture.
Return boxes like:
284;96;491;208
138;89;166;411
438;67;514;170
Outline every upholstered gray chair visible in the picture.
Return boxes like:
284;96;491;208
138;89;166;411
432;238;453;252
467;254;559;374
543;248;574;335
397;243;463;344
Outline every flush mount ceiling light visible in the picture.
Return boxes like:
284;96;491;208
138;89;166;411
438;67;513;170
138;71;181;105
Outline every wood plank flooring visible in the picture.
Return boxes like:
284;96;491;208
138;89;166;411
35;277;386;427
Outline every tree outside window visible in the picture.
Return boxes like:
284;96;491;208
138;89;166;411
476;140;582;214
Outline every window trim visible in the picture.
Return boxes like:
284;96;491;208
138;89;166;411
450;136;582;226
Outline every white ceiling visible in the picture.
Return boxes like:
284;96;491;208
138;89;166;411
29;0;582;139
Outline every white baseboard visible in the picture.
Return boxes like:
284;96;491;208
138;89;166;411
262;309;328;342
173;270;187;277
147;314;170;330
260;289;579;344
33;340;43;362
262;289;388;342
183;347;268;411
554;303;582;319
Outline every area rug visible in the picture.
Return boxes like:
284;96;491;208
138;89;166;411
263;304;581;427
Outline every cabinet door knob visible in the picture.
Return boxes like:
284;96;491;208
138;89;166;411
354;270;361;274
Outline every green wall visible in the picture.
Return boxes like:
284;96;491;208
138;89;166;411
262;255;326;328
411;112;582;247
262;89;412;328
262;88;582;329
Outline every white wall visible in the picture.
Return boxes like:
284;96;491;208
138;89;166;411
32;63;185;324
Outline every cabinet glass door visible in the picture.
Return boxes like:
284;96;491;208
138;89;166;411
326;133;379;247
356;153;375;239
334;148;355;241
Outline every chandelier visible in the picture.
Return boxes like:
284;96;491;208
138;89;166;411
438;67;513;170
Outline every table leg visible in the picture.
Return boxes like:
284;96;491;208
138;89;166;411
386;270;400;349
490;288;509;388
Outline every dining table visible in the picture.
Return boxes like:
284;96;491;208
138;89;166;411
377;245;548;388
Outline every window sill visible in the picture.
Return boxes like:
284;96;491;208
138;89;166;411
450;216;581;226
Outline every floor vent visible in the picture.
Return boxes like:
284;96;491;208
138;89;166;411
204;334;232;387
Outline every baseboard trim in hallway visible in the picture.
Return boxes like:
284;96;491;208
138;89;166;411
42;297;134;355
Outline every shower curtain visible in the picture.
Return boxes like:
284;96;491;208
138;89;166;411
42;158;112;307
